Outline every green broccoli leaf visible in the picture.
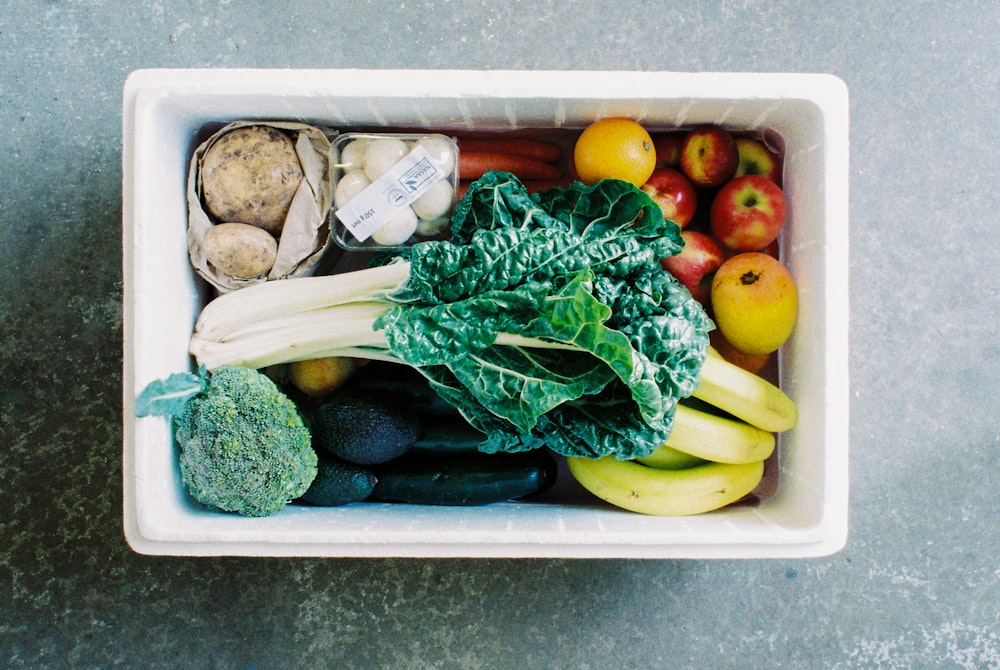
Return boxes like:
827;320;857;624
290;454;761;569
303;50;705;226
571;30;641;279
134;370;207;417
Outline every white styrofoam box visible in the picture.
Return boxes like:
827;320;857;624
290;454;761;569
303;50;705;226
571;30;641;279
122;69;850;558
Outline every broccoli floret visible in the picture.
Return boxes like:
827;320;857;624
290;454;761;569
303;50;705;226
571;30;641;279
172;365;317;517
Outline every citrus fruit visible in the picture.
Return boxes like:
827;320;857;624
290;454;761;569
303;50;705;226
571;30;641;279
573;118;656;187
710;252;798;355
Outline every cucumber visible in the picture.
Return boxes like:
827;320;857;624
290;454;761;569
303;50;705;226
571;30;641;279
369;450;558;506
411;415;487;454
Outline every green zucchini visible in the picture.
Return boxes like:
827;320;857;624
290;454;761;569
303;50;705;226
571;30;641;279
411;415;487;454
369;450;558;506
351;361;460;417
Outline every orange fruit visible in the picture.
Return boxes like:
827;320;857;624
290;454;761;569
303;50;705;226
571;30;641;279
573;118;656;187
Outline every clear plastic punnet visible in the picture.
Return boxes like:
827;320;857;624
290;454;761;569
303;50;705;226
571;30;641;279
331;132;459;251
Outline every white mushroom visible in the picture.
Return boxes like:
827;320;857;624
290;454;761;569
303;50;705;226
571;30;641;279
363;138;409;180
334;171;372;209
371;206;419;246
339;138;371;172
413;136;457;173
411;180;455;221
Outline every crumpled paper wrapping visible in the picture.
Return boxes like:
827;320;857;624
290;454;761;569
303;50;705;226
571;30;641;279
187;120;335;293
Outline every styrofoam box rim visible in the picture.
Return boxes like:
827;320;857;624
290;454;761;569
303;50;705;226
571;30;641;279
122;69;850;559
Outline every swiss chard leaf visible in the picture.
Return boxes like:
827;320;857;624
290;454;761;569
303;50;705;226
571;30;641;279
501;388;675;460
447;344;614;434
376;283;550;365
401;172;683;306
519;269;668;428
379;172;710;459
593;266;712;401
377;276;619;432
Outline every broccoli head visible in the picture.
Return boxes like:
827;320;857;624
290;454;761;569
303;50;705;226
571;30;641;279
172;365;317;517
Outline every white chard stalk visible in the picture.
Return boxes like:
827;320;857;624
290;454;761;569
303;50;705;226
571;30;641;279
192;260;411;342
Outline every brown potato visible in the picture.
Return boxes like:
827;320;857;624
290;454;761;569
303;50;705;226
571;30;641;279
200;125;304;236
203;222;278;279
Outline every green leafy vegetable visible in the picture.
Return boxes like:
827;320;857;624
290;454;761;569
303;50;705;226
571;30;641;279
133;369;207;417
135;365;316;517
375;173;707;457
189;172;712;460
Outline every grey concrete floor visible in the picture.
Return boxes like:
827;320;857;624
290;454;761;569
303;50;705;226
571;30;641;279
2;1;999;668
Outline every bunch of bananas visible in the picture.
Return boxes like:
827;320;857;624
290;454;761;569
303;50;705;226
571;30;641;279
567;349;797;516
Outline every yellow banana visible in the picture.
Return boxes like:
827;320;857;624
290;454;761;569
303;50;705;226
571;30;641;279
567;455;765;516
693;350;797;433
638;403;775;466
635;443;706;470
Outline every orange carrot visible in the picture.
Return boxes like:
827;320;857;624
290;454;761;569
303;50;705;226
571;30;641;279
456;176;575;202
458;152;564;181
457;138;563;163
521;177;575;192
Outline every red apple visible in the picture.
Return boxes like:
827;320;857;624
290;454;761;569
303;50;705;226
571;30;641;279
679;125;739;188
642;168;697;228
734;137;781;184
759;238;780;259
661;230;725;306
652;132;685;168
709;174;787;251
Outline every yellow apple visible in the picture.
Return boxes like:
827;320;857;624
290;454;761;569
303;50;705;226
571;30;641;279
710;252;798;355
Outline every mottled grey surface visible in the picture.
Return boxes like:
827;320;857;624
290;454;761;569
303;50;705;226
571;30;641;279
2;1;999;668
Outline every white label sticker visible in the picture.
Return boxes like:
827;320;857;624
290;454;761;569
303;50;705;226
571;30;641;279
335;145;447;242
